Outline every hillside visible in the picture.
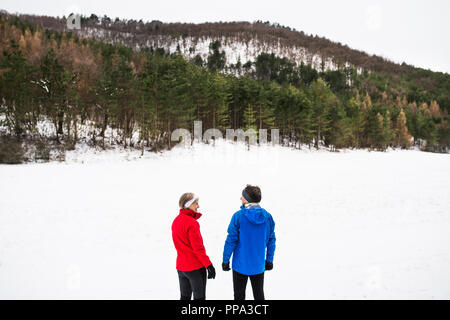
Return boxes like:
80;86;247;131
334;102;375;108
0;11;449;163
4;11;417;74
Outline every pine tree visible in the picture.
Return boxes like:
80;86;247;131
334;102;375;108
429;100;441;119
207;40;226;72
396;109;412;148
366;110;385;150
206;73;230;131
248;80;275;133
243;104;257;131
0;40;37;136
299;61;318;87
257;98;276;132
227;76;245;130
420;116;438;151
346;92;365;148
113;53;135;146
327;101;351;150
161;55;196;148
382;110;393;148
308;78;336;148
376;112;386;150
40;48;70;141
295;92;315;147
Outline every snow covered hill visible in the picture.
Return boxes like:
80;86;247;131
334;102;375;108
79;29;348;73
0;141;449;299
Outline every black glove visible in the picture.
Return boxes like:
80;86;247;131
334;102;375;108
265;260;273;271
207;264;216;279
222;262;231;271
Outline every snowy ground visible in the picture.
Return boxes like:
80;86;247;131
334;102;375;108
0;140;449;299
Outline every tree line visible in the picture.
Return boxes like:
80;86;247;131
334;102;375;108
0;15;448;162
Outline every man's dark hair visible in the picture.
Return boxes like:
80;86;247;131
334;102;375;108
244;184;262;203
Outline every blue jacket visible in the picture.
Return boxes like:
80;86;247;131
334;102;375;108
223;204;276;275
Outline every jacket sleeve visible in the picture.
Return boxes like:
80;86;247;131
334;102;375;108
265;215;276;263
187;220;212;268
223;212;240;264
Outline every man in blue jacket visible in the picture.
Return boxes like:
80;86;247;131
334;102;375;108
222;184;276;300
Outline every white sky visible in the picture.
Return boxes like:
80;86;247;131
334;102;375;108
1;0;449;74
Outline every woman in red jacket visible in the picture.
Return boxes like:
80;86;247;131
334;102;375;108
172;193;215;300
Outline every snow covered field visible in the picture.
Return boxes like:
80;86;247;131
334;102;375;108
0;140;449;299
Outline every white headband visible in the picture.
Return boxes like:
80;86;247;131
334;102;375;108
184;194;199;208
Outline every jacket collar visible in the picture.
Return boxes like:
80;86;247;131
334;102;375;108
180;209;202;220
240;203;260;210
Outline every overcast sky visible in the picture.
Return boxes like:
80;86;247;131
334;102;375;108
2;0;449;74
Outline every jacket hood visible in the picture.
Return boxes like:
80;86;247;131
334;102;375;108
179;209;202;220
240;204;268;225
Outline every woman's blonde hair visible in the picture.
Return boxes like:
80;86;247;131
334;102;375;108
179;192;198;208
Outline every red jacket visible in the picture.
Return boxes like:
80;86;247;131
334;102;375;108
172;209;212;271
